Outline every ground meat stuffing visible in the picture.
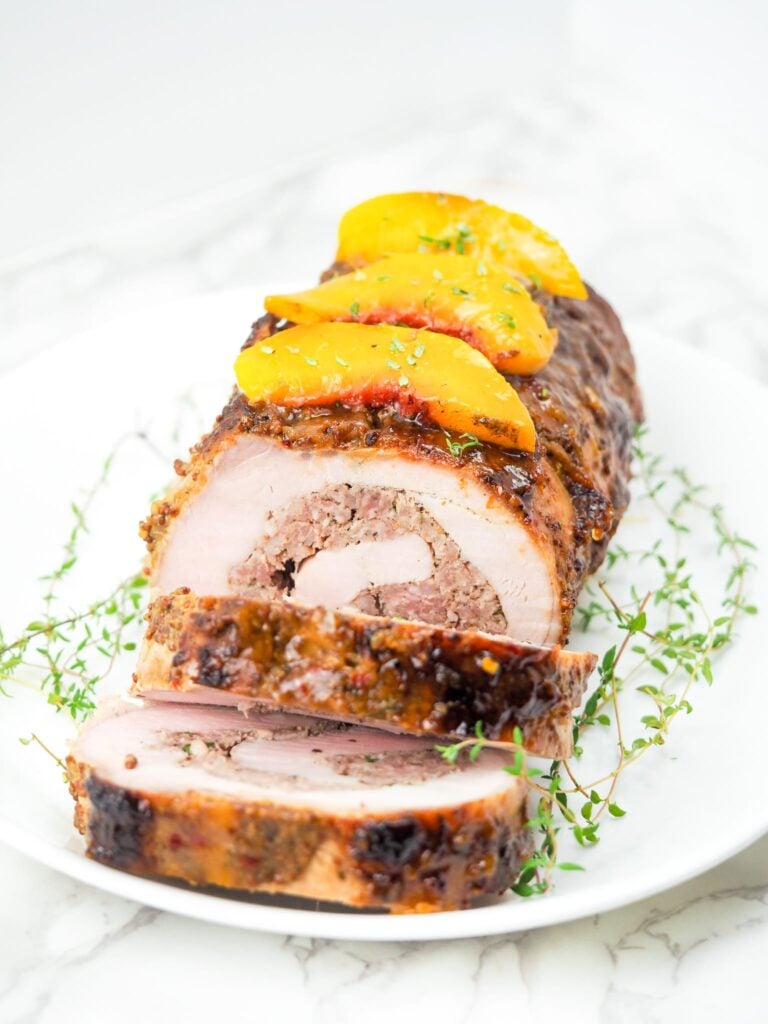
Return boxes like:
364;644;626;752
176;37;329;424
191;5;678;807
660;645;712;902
167;727;455;790
228;484;507;633
328;749;456;786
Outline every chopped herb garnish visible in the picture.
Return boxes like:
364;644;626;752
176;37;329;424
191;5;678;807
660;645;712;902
260;345;275;355
389;338;405;353
455;224;474;255
335;355;350;367
418;224;474;255
386;358;400;371
495;311;517;329
418;233;452;251
349;301;360;316
398;374;409;387
503;282;523;295
451;286;474;298
413;343;426;358
304;355;318;367
376;274;391;282
443;431;482;457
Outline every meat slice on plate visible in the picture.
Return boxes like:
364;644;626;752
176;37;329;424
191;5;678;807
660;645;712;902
134;591;596;757
143;404;569;645
68;699;532;913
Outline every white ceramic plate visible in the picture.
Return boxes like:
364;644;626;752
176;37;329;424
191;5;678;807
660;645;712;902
0;289;765;941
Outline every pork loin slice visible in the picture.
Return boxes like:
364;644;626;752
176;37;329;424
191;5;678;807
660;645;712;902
147;428;567;645
68;699;532;913
134;591;596;757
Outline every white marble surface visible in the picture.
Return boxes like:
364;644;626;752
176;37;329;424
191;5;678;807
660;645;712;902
1;834;767;1024
1;42;767;1024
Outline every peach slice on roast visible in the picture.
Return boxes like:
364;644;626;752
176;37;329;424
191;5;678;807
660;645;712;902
234;321;536;452
336;191;587;300
266;253;556;376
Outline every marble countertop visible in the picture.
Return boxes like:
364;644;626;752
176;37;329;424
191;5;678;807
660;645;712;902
1;62;766;1023
2;835;766;1023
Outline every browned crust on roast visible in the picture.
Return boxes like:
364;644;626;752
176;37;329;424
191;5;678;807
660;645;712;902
140;286;640;639
67;756;532;913
133;591;595;757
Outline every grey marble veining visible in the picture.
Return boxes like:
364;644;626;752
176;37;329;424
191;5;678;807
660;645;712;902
1;836;766;1022
0;64;766;1022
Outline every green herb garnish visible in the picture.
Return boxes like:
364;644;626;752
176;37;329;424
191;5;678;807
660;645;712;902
443;431;482;457
495;311;517;330
438;425;757;896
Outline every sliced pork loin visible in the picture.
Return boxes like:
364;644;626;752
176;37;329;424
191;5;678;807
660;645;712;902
137;287;640;757
69;699;531;913
144;407;568;645
134;591;596;758
142;287;641;647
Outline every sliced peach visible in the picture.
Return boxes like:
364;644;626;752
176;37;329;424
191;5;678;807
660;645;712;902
265;253;555;376
234;322;536;452
337;192;587;300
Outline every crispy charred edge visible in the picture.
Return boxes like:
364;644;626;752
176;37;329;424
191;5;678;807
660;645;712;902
67;759;532;913
515;288;643;576
138;591;595;758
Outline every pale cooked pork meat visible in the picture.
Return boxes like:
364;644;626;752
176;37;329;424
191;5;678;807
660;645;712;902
134;591;596;757
68;699;532;912
146;429;565;644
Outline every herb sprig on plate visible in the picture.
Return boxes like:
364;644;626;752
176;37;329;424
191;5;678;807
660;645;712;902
438;425;758;895
0;435;153;720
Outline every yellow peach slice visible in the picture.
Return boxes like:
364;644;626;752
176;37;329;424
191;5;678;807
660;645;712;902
265;253;555;375
337;192;587;300
235;322;536;452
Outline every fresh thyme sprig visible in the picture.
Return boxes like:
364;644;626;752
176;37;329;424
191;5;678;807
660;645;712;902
439;425;758;896
0;434;155;720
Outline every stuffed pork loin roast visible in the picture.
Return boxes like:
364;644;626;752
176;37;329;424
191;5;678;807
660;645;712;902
72;192;641;913
136;260;640;755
